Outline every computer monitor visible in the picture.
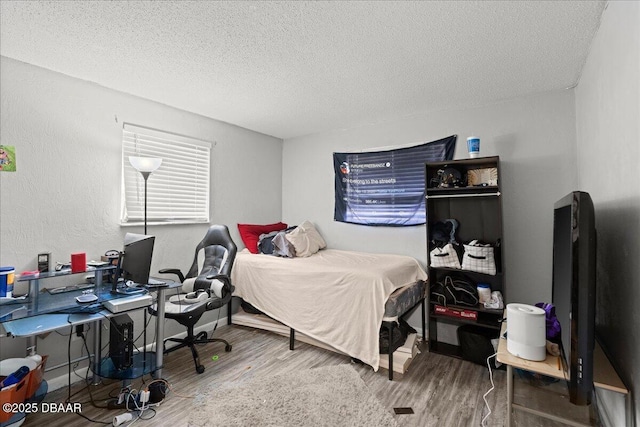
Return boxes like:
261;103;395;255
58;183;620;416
111;233;155;293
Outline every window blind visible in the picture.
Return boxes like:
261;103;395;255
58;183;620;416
121;123;212;226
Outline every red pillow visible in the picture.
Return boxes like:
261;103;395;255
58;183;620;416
237;222;288;254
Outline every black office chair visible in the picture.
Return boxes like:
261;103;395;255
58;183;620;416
149;224;237;374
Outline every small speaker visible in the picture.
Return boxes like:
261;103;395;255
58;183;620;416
37;253;50;273
507;303;546;361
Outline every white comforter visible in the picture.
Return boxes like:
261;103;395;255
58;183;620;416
231;248;428;370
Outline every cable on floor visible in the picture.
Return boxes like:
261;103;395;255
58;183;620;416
481;352;497;427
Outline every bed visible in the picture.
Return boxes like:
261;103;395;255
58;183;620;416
230;248;428;372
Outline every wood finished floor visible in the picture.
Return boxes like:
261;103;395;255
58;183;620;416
21;324;594;427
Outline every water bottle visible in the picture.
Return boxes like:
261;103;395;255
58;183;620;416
477;283;492;304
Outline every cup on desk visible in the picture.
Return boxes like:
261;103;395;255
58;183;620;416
0;266;15;297
71;253;86;273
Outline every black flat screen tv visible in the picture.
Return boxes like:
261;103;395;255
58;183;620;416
552;191;596;405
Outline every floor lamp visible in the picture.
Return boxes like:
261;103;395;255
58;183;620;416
129;156;162;235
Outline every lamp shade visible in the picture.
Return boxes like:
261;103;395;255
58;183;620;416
129;156;162;173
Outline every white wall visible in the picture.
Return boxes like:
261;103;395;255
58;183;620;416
575;2;640;426
283;90;577;316
0;56;283;382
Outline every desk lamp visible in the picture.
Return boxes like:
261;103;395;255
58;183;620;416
129;156;162;234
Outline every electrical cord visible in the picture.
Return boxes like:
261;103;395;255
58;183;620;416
194;302;223;347
55;322;91;337
139;407;157;420
62;321;110;425
46;311;155;425
55;291;186;422
481;352;498;427
73;411;112;425
80;332;112;409
67;316;73;403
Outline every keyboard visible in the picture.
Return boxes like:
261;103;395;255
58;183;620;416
117;287;147;295
146;278;167;287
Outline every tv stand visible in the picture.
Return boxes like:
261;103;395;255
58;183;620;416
496;323;629;426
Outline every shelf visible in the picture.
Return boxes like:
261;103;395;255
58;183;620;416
429;301;503;330
426;186;500;198
95;352;156;380
429;266;503;278
16;265;115;282
429;312;502;330
425;156;500;169
429;301;503;315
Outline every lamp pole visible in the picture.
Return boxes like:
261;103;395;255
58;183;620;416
141;171;151;235
129;156;162;235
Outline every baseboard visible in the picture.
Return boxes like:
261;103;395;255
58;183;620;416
47;367;92;393
46;319;220;393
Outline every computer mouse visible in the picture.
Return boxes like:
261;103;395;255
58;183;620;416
76;294;98;303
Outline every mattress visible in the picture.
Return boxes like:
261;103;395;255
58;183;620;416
231;248;428;370
383;279;426;321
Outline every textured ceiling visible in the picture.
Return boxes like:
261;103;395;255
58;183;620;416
0;1;606;139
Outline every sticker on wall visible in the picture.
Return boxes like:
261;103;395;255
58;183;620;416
0;145;16;172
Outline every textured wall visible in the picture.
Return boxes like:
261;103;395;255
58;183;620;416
0;56;283;380
575;2;640;425
282;90;577;313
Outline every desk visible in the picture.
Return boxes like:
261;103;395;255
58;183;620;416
0;275;179;381
496;323;628;426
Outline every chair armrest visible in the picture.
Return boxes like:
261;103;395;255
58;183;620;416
204;274;233;301
159;268;185;283
205;273;229;281
152;298;210;317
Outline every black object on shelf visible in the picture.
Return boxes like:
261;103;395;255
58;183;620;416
458;324;500;368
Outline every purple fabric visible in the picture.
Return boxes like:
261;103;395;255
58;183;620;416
535;302;562;340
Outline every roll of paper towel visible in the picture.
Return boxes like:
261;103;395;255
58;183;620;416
507;303;546;361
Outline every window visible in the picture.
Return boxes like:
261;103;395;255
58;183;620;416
121;123;211;226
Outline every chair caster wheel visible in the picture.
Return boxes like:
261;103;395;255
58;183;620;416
196;331;208;340
196;365;205;374
225;344;232;352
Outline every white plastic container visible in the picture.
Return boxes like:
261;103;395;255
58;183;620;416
506;303;546;361
477;283;491;304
